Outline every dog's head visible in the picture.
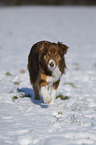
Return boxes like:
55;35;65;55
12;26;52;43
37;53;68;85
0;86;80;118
39;41;69;73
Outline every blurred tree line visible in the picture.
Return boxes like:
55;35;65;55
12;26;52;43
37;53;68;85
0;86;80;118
0;0;96;6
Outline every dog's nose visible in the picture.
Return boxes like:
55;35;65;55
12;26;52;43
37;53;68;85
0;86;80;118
48;59;55;69
49;62;54;67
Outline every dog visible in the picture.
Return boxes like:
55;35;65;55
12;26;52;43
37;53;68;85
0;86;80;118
28;41;69;104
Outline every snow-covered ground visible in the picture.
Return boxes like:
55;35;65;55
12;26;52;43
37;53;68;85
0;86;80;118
0;6;96;145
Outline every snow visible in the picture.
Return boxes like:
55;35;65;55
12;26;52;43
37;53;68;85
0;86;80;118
0;6;96;145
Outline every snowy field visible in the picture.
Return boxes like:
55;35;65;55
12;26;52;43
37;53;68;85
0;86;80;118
0;6;96;145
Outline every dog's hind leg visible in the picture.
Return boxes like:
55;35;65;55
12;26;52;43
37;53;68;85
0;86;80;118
33;84;40;100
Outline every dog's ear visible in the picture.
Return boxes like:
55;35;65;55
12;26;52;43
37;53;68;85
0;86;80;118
58;42;69;55
40;44;45;52
40;41;49;52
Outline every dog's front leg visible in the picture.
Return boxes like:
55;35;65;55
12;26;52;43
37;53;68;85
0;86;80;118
39;74;54;104
50;79;60;104
50;89;57;104
40;85;51;103
39;79;51;103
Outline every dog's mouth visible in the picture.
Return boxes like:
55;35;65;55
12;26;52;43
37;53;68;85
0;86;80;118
48;59;56;71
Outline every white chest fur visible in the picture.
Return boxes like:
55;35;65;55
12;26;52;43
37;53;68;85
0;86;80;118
46;66;61;83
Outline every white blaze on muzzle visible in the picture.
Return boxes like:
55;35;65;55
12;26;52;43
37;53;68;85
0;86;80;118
48;59;56;70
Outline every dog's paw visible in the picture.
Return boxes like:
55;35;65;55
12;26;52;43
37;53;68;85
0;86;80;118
50;101;54;105
43;95;51;104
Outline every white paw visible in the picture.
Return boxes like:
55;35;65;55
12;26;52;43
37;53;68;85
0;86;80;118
50;101;54;105
43;96;51;104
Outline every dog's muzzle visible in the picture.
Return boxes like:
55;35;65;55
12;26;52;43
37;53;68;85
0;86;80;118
48;59;56;69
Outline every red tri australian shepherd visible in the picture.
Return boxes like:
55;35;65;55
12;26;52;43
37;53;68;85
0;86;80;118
28;41;69;104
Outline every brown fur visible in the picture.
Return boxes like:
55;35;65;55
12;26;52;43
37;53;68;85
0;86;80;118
28;41;68;101
53;79;60;90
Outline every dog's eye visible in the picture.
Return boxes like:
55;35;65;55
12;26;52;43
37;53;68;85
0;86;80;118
55;53;59;57
48;52;51;56
55;53;58;56
55;53;60;60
